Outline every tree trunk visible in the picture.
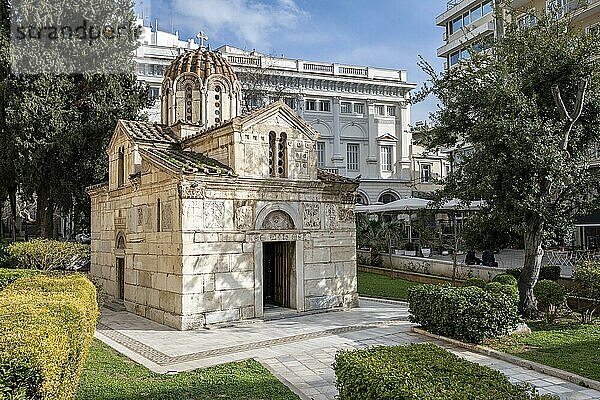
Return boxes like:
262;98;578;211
36;189;55;239
8;188;16;242
518;213;544;318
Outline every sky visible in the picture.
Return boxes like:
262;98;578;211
136;0;449;123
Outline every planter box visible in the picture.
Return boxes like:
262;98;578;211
421;248;431;258
405;250;417;257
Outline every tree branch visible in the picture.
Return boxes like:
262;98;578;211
552;77;589;152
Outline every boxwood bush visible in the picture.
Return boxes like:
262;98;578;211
408;285;520;343
485;282;519;304
8;239;89;271
0;274;98;399
334;344;557;400
463;277;486;288
492;273;518;286
0;268;41;291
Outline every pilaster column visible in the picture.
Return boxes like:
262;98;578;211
366;99;378;163
332;96;343;163
297;94;304;118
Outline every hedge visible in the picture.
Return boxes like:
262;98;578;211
7;239;89;271
463;277;486;288
408;285;520;343
0;274;99;399
333;344;557;400
0;268;41;291
492;273;518;287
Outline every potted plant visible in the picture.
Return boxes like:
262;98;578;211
404;242;417;257
414;220;435;258
395;247;405;255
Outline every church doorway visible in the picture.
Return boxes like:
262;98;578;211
116;257;125;301
263;241;295;308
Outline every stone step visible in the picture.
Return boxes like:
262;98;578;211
104;301;126;312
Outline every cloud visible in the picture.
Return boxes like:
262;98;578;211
171;0;307;47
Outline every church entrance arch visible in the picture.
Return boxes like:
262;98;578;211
254;206;304;314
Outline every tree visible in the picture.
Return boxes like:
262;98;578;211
357;214;404;270
1;0;151;238
235;57;295;112
416;6;600;316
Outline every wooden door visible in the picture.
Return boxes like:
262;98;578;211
116;257;125;301
263;242;294;307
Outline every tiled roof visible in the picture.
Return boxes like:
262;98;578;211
164;49;238;82
120;120;178;144
317;169;360;184
142;148;235;176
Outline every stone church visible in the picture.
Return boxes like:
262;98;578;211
88;48;360;330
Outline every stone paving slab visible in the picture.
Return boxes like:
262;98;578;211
94;298;600;400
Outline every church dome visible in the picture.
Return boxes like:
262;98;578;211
164;49;238;82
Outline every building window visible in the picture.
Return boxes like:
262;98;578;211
450;51;460;66
470;4;482;22
305;99;316;111
269;131;287;177
319;100;331;112
317;142;325;167
380;146;392;172
374;105;385;115
149;87;160;100
420;164;432;183
347;143;360;171
156;198;161;232
356;193;368;205
341;102;352;113
451;16;463;34
586;23;600;35
284;97;295;109
482;0;493;16
117;146;125;187
387;106;396;116
378;192;398;204
185;84;193;122
354;103;364;114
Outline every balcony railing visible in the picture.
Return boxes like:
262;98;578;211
303;63;334;73
447;0;463;10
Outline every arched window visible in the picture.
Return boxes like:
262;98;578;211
185;84;193;122
269;131;276;177
356;193;368;205
117;146;125;187
156;198;161;232
378;192;398;204
214;85;222;124
278;132;287;177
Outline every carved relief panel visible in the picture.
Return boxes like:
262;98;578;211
303;203;321;229
204;201;225;229
325;204;339;230
262;211;295;230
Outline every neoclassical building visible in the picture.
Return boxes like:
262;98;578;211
88;48;359;330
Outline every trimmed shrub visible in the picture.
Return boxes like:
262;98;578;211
333;343;557;400
492;273;518;286
485;282;519;304
539;265;561;281
0;244;16;268
0;274;99;399
408;285;520;343
572;261;600;323
8;239;89;271
0;268;41;291
534;280;565;322
463;277;486;288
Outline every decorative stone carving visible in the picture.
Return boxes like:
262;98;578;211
144;205;153;231
162;203;173;230
235;205;253;230
339;207;354;223
204;201;225;229
262;211;294;230
181;182;206;199
325;204;339;229
137;207;144;226
340;192;357;204
303;203;321;229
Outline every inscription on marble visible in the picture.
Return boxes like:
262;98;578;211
137;207;143;226
339;207;354;223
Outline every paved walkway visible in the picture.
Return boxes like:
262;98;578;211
95;298;600;400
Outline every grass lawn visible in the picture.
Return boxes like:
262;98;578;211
357;271;421;301
77;340;300;400
486;319;600;382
